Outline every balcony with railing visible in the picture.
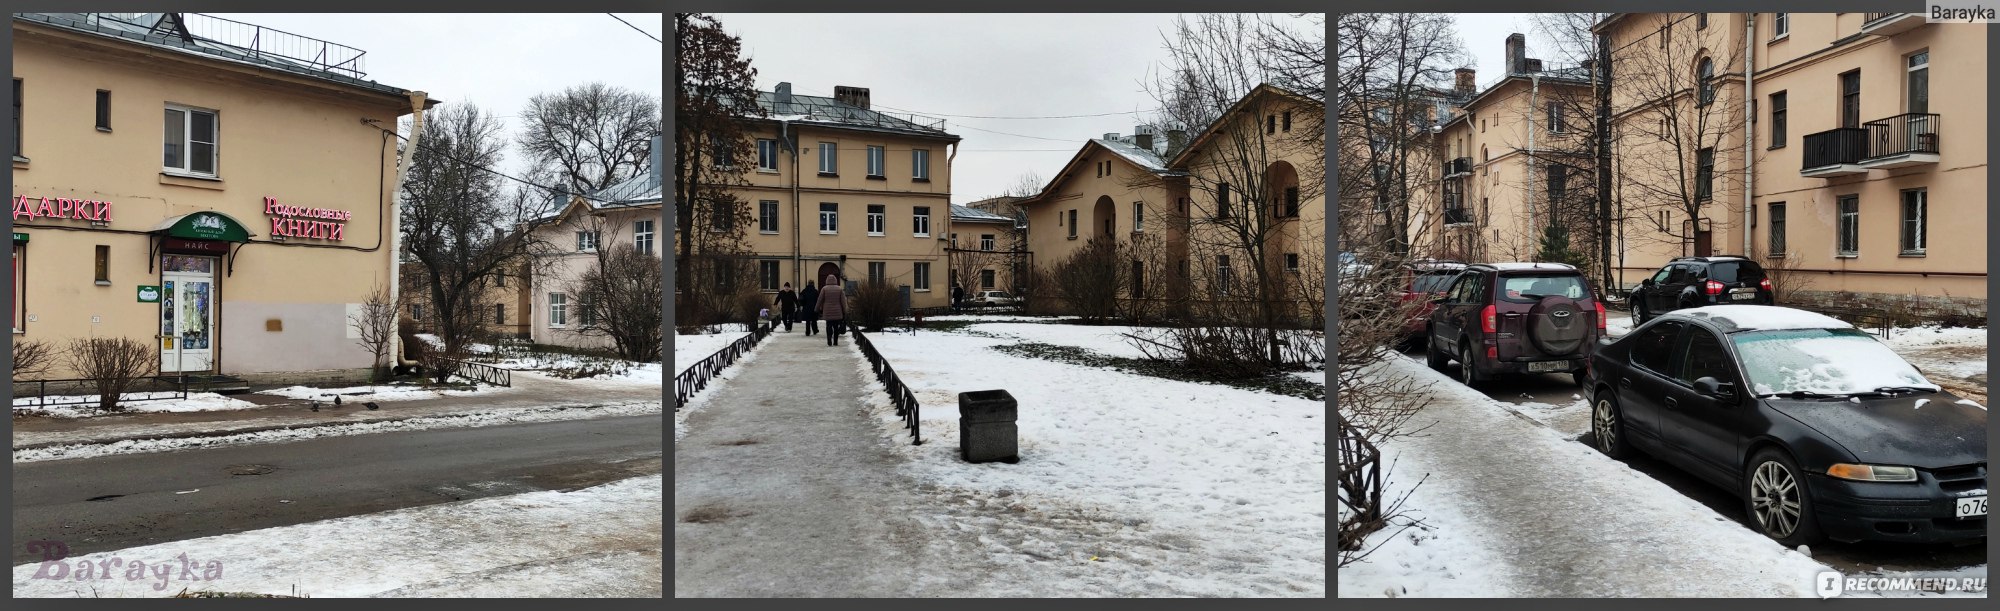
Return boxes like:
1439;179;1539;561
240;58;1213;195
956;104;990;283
1442;193;1473;225
1861;12;1925;37
1442;156;1473;179
1800;127;1869;177
1858;113;1941;170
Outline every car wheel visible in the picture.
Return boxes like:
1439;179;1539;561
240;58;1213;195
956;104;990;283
1634;301;1649;324
1744;448;1825;546
1459;344;1483;388
1591;389;1630;459
1425;330;1450;370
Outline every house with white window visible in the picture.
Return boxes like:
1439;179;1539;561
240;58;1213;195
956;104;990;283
528;171;660;349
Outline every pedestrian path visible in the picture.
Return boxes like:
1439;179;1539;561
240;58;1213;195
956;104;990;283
673;328;938;597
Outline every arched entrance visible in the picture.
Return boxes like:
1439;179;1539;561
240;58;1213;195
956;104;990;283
814;261;843;287
1092;195;1116;237
1266;160;1300;218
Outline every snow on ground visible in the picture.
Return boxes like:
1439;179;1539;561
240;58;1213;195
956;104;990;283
261;383;504;403
964;323;1154;358
673;342;764;442
1606;311;1635;338
924;313;1077;323
12;475;661;598
860;326;1325;596
1882;324;1988;383
12;392;259;418
15;401;661;463
674;329;752;375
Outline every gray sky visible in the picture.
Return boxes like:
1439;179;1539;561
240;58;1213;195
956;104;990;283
213;13;664;179
1454;13;1537;87
715;13;1310;205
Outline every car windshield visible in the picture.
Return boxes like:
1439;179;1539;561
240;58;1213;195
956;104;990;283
988;291;1011;298
1412;272;1457;293
1709;261;1766;284
1732;328;1937;396
1499;274;1590;303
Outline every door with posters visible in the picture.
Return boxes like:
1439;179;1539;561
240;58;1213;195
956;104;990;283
160;255;217;373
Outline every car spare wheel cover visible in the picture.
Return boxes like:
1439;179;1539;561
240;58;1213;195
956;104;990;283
1529;296;1587;355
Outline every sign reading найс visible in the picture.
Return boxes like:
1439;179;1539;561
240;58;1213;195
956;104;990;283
263;196;350;241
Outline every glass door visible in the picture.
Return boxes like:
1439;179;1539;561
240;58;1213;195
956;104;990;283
160;255;217;373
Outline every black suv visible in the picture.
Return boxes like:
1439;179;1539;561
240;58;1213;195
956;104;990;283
1630;256;1773;323
1426;263;1606;387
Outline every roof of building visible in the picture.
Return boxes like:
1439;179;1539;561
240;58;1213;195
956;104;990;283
588;172;663;209
17;13;428;103
747;87;959;141
949;204;1013;224
1095;137;1171;173
1163;83;1319;168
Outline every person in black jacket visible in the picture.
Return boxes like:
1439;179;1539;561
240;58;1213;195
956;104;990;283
774;282;799;333
798;280;820;336
951;282;964;313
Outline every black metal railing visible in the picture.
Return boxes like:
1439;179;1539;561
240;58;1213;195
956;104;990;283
1335;415;1383;550
1801;127;1868;170
1862;113;1941;159
673;325;770;409
442;359;512;387
852;329;921;445
1443;156;1473;177
1444;206;1474;225
12;376;190;409
1862;13;1899;26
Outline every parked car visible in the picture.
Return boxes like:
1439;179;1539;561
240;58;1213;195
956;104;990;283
969;290;1019;307
1426;262;1605;387
1587;305;1987;546
1401;261;1466;338
1630;256;1773;323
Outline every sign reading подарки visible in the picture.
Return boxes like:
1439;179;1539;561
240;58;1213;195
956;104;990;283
263;196;350;241
12;194;113;222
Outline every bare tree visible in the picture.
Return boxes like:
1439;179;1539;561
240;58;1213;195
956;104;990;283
1335;13;1467;256
518;82;661;195
674;13;765;327
569;240;664;362
350;282;401;382
11;338;54;381
66;337;154;412
1608;13;1746;259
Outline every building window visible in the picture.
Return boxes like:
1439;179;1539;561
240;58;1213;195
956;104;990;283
578;299;597;327
1768;202;1786;255
980;269;995;290
1772;13;1789;38
759;200;780;234
913;148;930;180
760;260;780;291
12;79;20;158
494;304;506;325
867;145;885;178
867;261;886;284
711;139;733;168
1907;51;1929;114
709;201;731;232
163;104;218;176
820;202;838;234
1266;115;1277;135
1216;255;1234;296
96;90;111;131
634;220;655;255
913;262;931;291
1548;165;1568;203
1769;91;1787;148
1900;189;1927;255
1546;102;1564;132
866;204;886;236
1216;182;1232;219
1285;253;1300;273
1840;70;1861;128
980;234;995;251
1696;12;1707;29
13;242;25;332
93;245;109;284
949;232;957;248
1694;148;1714;202
575;231;598;252
1283;187;1300;217
1133;202;1145;232
757;139;778;171
411;303;424;323
1131;260;1145;299
818;141;837;175
911;206;931;237
548;293;567;327
1067;209;1077;239
1696;57;1715;106
495;271;507;287
1282;111;1292;132
1837;195;1859;256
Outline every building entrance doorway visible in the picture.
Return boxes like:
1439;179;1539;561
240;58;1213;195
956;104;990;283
160;255;218;373
815;261;843;287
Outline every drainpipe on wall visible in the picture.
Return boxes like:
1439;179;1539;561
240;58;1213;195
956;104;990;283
389;91;429;368
785;119;801;286
1743;13;1756;256
1528;74;1540;236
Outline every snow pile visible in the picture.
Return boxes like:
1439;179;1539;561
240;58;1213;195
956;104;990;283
674;329;752;375
1881;325;1988;383
12;475;662;598
674;342;764;442
595;362;662;386
1680;305;1851;331
924;313;1078;323
13;393;259;418
261;384;502;403
860;328;1324;596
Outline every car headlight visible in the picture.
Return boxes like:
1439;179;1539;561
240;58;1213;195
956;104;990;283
1826;463;1919;483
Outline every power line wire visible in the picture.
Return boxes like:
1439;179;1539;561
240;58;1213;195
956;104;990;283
364;120;639;205
606;13;662;44
790;85;1156;122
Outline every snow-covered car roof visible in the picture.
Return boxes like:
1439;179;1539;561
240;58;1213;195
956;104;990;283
1671;305;1855;333
1477;262;1577;271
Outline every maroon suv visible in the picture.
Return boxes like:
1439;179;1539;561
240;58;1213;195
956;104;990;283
1401;261;1466;338
1425;263;1605;387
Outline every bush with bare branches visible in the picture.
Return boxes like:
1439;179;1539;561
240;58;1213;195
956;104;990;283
849;279;903;332
12;339;54;381
65;337;155;411
350;283;401;382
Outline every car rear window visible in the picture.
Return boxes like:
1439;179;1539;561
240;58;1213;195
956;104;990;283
1708;260;1766;284
1498;274;1592;303
1412;272;1456;293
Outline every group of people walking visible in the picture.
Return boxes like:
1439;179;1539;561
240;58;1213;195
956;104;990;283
771;276;848;346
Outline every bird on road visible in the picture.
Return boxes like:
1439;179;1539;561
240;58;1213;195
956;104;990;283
365;402;380;411
334;395;343;407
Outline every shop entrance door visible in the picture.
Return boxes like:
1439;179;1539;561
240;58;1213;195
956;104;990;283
160;255;218;373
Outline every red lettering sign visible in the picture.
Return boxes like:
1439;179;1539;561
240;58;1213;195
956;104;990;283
12;195;113;223
262;196;350;242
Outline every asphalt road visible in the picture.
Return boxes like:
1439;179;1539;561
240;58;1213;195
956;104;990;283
13;415;663;565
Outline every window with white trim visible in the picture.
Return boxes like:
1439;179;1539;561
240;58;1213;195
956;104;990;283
866;204;886;236
819;202;838;234
981;234;995;251
1772;13;1789;39
1133;202;1145;232
912;206;930;237
163;104;218;176
548;293;567;327
757;139;779;171
1900;189;1926;255
867;261;886;283
913;262;931;291
759;200;780;234
576;230;598;252
867;145;885;178
760;260;781;291
913;148;930;180
634;220;655;255
1837;195;1859;256
818;141;837;174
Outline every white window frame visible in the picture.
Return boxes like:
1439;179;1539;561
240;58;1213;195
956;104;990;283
819;202;838;234
1900;189;1927;255
818;141;837;174
913;262;931;292
980;234;995;251
163;103;218;177
1772;13;1789;40
867;145;885;178
548;293;568;328
760;260;781;291
759;200;780;234
866;204;886;236
757;139;779;172
912;148;930;180
912;206;930;237
1133;202;1145;232
575;230;598;252
634;220;655;255
1837;196;1860;257
867;261;886;284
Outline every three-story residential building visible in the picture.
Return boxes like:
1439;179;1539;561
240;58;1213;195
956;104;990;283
531;173;660;349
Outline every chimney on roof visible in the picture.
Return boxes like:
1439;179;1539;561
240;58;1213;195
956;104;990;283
775;82;792;105
1506;33;1527;74
1133;125;1154;150
1103;133;1120;141
1524;58;1543;73
1166;129;1189;156
834;85;870;110
1454;68;1476;95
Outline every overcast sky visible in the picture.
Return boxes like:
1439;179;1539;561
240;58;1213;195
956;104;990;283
212;13;663;179
1454;13;1537;87
714;13;1312;205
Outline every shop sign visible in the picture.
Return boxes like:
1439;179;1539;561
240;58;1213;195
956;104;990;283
162;237;229;254
10;232;26;243
263;196;350;241
137;285;162;303
12;194;113;223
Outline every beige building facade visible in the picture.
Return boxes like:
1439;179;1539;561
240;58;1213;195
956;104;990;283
11;13;428;382
531;174;661;349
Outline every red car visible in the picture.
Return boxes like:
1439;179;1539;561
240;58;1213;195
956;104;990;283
1402;261;1467;337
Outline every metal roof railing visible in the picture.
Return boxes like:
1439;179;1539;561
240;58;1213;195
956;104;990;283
75;13;367;80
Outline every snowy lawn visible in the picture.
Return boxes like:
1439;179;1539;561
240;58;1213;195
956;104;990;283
674;328;752;375
673;341;764;442
12;393;259;419
859;326;1325;596
12;475;661;597
260;383;504;403
1882;324;1987;384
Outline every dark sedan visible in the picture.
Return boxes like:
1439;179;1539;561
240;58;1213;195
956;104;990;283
1587;305;1987;546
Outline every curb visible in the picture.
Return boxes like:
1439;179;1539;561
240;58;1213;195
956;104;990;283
14;402;651;452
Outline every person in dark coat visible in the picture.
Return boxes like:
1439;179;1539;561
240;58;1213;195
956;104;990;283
774;282;799;333
798;280;821;336
816;275;848;346
951;282;964;313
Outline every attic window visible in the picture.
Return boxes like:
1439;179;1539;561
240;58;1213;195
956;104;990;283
1282;111;1291;132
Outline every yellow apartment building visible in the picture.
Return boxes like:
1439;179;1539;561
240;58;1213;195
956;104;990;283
1015;128;1180;295
11;13;430;384
1172;85;1324;316
945;202;1019;295
531;173;661;349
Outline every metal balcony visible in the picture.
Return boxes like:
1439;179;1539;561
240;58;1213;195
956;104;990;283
1858;113;1941;170
1443;156;1473;179
1800;128;1869;178
1444;207;1474;226
1861;13;1925;37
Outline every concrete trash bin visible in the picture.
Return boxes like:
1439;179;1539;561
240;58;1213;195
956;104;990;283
957;389;1018;463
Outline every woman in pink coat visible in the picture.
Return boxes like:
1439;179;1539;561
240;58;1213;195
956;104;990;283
814;275;847;346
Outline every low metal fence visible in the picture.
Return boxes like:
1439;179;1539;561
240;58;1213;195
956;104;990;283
12;376;191;409
852;329;921;445
674;325;770;409
442;359;512;387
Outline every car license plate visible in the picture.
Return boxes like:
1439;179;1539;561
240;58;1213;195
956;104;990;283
1528;360;1569;373
1731;292;1756;301
1956;496;1987;518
